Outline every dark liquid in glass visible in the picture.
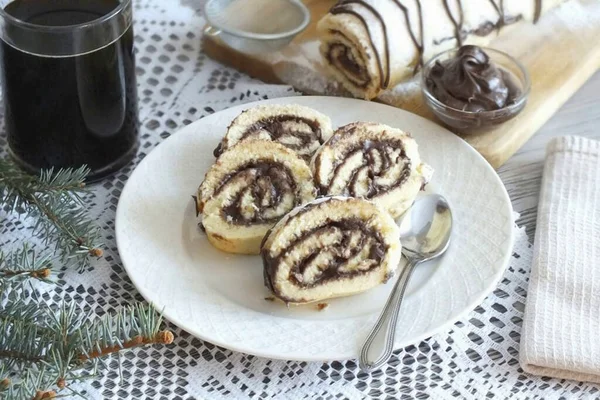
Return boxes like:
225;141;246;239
1;0;138;180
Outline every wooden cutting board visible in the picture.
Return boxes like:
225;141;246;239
203;0;600;168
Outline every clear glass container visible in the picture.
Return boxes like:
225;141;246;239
0;0;139;181
421;47;530;134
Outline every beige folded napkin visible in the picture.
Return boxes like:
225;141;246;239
520;136;600;382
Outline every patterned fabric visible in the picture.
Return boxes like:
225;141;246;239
1;0;600;398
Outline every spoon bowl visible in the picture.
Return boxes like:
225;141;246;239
398;194;452;259
360;194;453;372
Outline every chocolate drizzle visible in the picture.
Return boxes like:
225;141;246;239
326;0;544;83
442;0;465;47
488;0;504;28
533;0;542;23
331;0;389;87
484;0;523;31
215;160;298;225
391;0;425;71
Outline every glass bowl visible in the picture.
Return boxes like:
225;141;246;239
421;47;531;133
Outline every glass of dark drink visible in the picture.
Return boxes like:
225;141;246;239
0;0;139;181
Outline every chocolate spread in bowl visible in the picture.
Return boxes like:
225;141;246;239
425;45;521;112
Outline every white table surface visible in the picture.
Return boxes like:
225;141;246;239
500;71;600;239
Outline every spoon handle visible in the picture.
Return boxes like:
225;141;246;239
359;258;419;372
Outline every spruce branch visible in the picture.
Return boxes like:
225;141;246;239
0;317;47;369
0;283;49;329
77;303;173;362
28;194;103;260
1;287;173;399
0;366;58;400
1;160;176;399
0;245;53;283
0;158;103;271
0;159;88;205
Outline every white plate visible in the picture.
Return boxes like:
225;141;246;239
116;96;514;361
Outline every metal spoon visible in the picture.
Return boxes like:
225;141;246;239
359;194;453;372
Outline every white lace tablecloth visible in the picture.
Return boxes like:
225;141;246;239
2;1;600;398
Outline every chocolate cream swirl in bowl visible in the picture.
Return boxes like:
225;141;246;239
425;45;521;112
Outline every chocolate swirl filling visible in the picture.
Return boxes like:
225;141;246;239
262;217;387;297
316;138;411;198
325;35;371;88
215;160;299;225
214;115;323;158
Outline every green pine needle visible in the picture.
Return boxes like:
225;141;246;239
0;158;174;399
1;283;170;399
0;245;54;283
0;158;103;271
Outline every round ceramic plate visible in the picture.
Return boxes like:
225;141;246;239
116;96;514;361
